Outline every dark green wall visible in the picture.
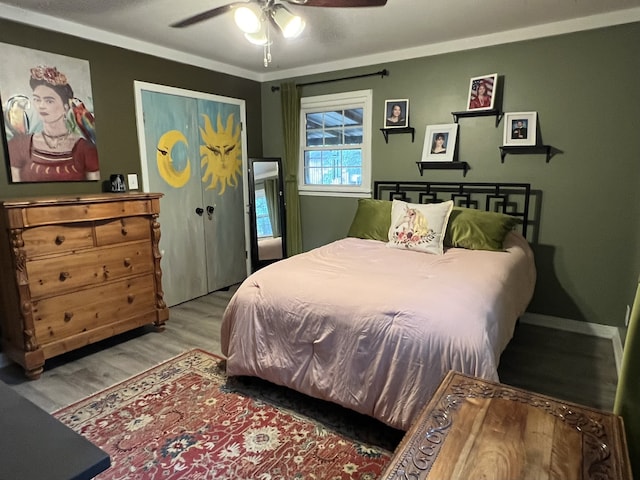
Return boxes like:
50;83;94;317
261;23;640;327
0;18;263;198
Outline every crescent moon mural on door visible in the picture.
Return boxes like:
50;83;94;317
156;129;191;188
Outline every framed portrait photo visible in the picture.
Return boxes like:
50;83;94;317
421;123;458;162
384;99;409;128
503;111;537;146
466;73;498;111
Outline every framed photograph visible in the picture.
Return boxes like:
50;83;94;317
503;111;537;146
421;123;458;162
0;42;100;183
384;99;409;128
466;73;498;111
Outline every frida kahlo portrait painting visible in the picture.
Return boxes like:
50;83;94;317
0;42;100;183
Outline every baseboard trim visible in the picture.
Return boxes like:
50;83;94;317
521;312;623;377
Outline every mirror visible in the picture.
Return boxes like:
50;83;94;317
248;157;287;272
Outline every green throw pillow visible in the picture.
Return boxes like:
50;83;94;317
444;207;518;251
347;198;391;241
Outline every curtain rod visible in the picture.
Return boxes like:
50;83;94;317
270;69;388;92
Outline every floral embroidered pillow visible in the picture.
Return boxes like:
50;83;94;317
387;199;454;255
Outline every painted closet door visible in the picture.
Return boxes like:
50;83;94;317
136;83;248;307
197;98;247;292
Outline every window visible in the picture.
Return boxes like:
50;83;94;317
255;189;273;238
299;90;372;197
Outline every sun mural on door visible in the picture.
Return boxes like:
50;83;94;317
199;112;242;195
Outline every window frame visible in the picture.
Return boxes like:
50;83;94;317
298;89;372;197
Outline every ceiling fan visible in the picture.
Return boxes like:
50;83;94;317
171;0;388;29
171;0;387;67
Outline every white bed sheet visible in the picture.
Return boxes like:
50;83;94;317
221;232;536;430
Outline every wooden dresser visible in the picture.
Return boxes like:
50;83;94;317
382;371;633;480
0;193;169;379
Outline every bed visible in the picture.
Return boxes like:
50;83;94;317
221;181;536;431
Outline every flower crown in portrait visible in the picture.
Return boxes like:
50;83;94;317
30;66;69;86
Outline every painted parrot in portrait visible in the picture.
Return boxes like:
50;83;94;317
4;94;30;137
70;97;97;144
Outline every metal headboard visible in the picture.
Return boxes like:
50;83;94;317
374;181;532;239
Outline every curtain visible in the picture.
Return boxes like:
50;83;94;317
280;82;302;256
614;275;640;477
263;178;280;237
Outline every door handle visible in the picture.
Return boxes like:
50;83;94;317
207;205;214;220
195;207;204;216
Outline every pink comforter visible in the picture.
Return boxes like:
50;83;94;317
221;233;536;431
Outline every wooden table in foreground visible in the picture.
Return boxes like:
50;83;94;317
381;371;632;480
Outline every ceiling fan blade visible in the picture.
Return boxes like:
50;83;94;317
171;2;248;28
287;0;387;6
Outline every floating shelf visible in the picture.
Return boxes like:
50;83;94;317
451;109;502;126
416;161;470;177
380;127;415;143
499;145;552;163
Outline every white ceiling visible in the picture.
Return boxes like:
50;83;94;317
1;0;640;82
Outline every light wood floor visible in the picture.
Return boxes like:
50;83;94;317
1;286;618;417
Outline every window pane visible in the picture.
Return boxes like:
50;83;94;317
303;149;362;186
305;109;363;147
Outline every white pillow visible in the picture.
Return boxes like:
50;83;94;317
387;199;454;255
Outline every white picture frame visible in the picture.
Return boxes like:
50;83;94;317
384;98;409;128
421;123;458;162
503;111;537;146
466;73;498;111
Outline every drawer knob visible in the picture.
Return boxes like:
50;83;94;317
124;257;132;267
64;312;73;322
59;271;70;281
55;235;66;245
127;294;135;303
121;227;128;236
103;266;110;278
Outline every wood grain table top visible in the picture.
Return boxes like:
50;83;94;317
381;370;632;480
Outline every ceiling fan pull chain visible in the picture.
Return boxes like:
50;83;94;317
264;23;272;67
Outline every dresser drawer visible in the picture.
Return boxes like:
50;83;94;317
21;199;154;226
27;241;154;299
95;217;151;246
21;224;94;257
32;275;157;344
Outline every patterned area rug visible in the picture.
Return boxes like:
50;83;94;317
54;349;399;479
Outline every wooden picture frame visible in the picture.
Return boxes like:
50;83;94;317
384;99;409;128
503;111;537;146
421;123;458;162
466;73;498;111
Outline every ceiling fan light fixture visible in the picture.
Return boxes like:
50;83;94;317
234;5;262;34
244;25;269;46
271;4;306;38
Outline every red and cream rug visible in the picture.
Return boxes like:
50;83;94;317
54;349;395;479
